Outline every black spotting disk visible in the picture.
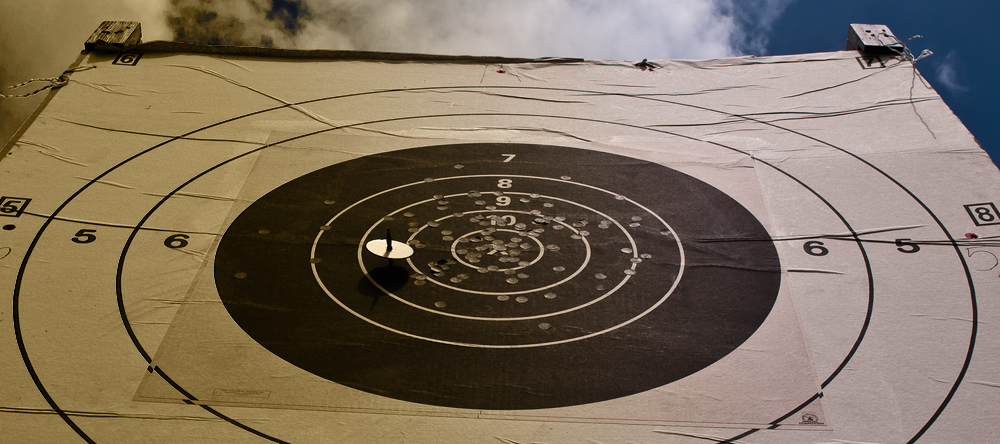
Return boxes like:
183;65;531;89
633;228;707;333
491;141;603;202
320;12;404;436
215;143;781;410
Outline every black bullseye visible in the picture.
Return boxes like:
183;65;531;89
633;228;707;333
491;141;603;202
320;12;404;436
215;142;781;410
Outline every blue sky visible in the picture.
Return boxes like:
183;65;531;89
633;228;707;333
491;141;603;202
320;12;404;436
763;1;1000;166
2;0;997;167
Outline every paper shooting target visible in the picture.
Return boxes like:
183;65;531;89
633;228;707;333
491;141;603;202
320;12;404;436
1;40;998;444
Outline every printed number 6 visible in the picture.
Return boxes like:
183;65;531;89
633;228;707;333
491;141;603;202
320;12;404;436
165;234;190;249
804;240;829;256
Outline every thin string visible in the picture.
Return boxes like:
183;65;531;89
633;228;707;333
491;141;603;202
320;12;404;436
0;65;97;99
877;33;936;137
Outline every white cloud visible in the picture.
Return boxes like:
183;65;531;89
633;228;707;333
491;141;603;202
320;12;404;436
716;0;795;55
163;0;795;60
293;0;737;59
935;51;968;94
1;0;794;146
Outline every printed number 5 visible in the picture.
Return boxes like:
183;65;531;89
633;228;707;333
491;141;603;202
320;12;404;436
895;238;920;253
1;200;21;214
72;229;97;244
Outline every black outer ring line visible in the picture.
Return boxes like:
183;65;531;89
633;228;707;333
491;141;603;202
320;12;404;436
706;120;976;444
151;366;292;444
17;81;939;441
566;82;974;443
158;87;976;439
117;111;872;435
18;87;875;441
540;81;976;443
673;123;974;441
638;94;974;440
11;87;627;443
13;101;315;442
767;129;975;444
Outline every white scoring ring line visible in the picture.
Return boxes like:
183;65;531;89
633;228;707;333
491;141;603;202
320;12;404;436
449;226;548;272
401;206;594;297
361;194;641;314
310;174;685;348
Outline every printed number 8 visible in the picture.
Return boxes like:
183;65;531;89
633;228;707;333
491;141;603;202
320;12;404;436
498;179;513;188
976;207;996;222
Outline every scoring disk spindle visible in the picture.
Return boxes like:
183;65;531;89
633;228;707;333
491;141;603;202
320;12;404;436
365;228;415;262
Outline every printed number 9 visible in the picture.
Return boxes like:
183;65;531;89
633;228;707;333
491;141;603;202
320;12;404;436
498;179;513;188
497;196;511;206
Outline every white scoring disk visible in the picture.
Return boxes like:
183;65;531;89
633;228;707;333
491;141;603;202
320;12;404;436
364;239;414;259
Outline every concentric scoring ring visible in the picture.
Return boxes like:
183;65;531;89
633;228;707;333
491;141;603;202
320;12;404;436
332;183;676;325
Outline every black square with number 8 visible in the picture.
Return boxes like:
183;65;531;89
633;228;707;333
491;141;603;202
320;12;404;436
964;202;1000;226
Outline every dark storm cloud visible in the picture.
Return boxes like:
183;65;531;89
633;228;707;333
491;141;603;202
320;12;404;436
169;3;249;45
267;0;309;34
167;0;310;47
